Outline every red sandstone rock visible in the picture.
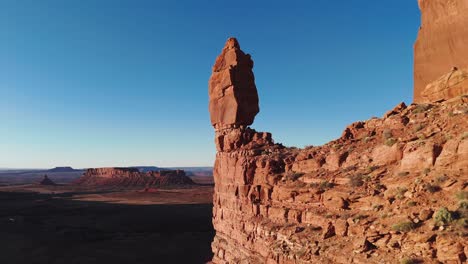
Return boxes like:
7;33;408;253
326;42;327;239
209;38;259;128
74;167;193;187
209;6;468;262
419;67;468;103
414;0;468;102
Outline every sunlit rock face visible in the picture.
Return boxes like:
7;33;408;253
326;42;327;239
74;168;193;187
414;0;468;102
208;30;467;264
208;38;259;129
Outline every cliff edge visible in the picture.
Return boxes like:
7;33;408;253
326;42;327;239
209;32;467;264
414;0;468;102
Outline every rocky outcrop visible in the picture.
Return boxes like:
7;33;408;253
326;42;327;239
209;38;259;129
418;67;468;103
414;0;468;102
209;39;468;263
74;168;194;187
39;175;56;185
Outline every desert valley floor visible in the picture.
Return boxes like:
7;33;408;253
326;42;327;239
0;185;214;264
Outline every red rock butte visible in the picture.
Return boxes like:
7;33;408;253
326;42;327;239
414;0;468;102
74;167;194;187
208;4;468;262
208;37;259;129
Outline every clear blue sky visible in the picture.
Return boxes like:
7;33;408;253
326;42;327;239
0;0;420;169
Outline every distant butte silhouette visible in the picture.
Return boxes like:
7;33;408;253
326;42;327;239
39;175;56;185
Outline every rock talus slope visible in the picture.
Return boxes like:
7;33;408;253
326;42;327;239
209;37;467;264
414;0;468;102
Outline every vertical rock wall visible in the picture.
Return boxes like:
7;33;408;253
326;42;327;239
414;0;468;102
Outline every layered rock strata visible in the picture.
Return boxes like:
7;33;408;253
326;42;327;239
209;39;467;263
74;167;194;187
414;0;468;102
418;67;468;103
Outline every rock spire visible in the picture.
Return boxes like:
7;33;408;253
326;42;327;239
208;38;259;128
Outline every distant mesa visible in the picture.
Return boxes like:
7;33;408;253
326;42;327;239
39;175;56;185
129;166;161;173
47;166;78;172
74;167;194;187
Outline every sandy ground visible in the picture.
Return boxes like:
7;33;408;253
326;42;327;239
0;185;214;264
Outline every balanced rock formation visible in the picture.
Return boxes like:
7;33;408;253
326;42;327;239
74;167;194;187
39;175;56;185
209;38;259;129
414;0;468;102
209;39;468;263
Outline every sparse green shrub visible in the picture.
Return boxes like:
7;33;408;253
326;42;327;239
319;181;334;191
382;129;393;140
398;171;410;177
455;218;468;228
414;124;424;132
400;257;417;264
448;111;455;117
373;204;383;211
407;201;417;207
332;143;343;150
418;134;426;140
434;207;455;225
413;104;431;113
436;175;448;183
352;214;368;223
375;183;386;191
395;187;408;200
348;174;364;187
363;136;372;143
444;134;453;141
423;168;431;175
455;191;468;201
459;201;468;210
367;165;379;173
423;183;440;193
385;138;398;146
392;221;416;232
462;132;468;140
341;165;357;173
284;172;304;181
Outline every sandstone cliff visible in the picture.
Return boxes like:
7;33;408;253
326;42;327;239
209;37;467;263
414;0;468;102
74;167;194;187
